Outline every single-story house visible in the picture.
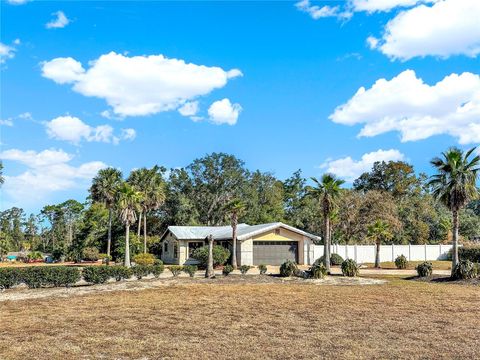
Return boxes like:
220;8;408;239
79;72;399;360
160;222;321;266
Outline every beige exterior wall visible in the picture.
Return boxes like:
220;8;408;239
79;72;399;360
161;232;204;265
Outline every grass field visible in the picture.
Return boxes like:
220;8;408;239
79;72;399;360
364;260;452;270
1;275;479;359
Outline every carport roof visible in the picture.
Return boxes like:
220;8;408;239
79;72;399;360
163;222;321;241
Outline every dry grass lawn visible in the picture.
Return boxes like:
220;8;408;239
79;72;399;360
1;276;479;359
364;260;452;270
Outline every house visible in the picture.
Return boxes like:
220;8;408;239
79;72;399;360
160;222;320;266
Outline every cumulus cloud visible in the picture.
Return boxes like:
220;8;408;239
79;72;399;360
45;115;136;145
351;0;433;12
46;11;70;29
178;101;199;117
0;148;107;205
41;52;242;117
373;0;480;60
6;0;30;4
0;119;14;127
208;99;242;125
320;149;405;182
295;0;340;19
330;70;480;144
0;42;16;64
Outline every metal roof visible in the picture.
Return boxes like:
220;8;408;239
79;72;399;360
163;222;320;241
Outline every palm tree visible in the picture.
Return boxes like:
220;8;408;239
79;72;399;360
367;220;392;268
90;167;123;264
307;174;345;273
429;147;479;273
224;198;246;269
117;182;143;268
0;161;4;186
205;234;215;278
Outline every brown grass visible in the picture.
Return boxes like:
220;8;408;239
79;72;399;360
1;276;479;359
364;260;452;270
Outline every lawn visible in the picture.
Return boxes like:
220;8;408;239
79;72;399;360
364;260;452;270
1;275;479;359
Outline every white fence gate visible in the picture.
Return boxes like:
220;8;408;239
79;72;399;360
308;244;453;265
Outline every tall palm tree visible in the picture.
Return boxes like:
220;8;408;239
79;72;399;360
367;220;392;268
90;167;123;264
429;147;479;273
224;198;246;269
117;182;143;268
205;234;215;278
128;168;149;239
307;174;345;273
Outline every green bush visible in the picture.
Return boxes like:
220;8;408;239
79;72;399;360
452;260;478;280
109;266;131;281
132;265;150;279
0;268;21;289
27;251;43;261
316;253;344;266
258;264;267;275
151;263;164;278
169;265;183;277
83;247;100;262
239;265;252;275
222;264;234;276
416;262;433;277
309;262;327;279
456;246;480;263
133;253;156;266
82;266;111;284
395;255;408;269
98;253;112;264
183;265;198;277
280;260;298;277
44;267;81;287
191;245;230;267
21;267;51;288
341;259;359;277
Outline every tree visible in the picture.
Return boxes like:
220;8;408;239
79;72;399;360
224;198;246;269
306;174;345;273
429;147;480;274
90;167;123;263
0;161;4;186
205;234;215;278
367;220;393;268
117;182;143;267
143;167;166;253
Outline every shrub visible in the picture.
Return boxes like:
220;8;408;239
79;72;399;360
416;262;433;277
169;265;183;277
309;262;327;279
191;245;230;267
0;268;21;289
317;253;344;266
151;262;164;278
132;265;150;279
44;267;81;287
82;266;111;284
21;267;51;288
82;247;100;262
133;253;156;266
452;260;478;280
258;264;267;275
98;253;112;264
395;255;408;269
341;259;359;277
280;260;298;277
239;265;252;275
222;264;234;276
109;266;131;281
183;265;198;277
458;246;480;263
27;251;43;261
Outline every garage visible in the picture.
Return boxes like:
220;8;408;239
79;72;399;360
253;241;298;265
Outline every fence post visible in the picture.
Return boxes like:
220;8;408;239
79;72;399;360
392;244;395;262
354;244;357;263
346;245;349;259
408;243;411;261
424;243;427;261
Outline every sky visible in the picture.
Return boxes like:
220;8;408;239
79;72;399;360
1;0;479;214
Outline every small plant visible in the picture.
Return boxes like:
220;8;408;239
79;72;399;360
222;264;234;276
317;253;344;266
395;254;408;269
82;266;111;284
341;259;359;277
280;260;298;277
239;265;252;275
169;265;183;277
452;260;477;280
0;268;22;289
151;262;165;278
309;262;327;279
183;265;198;277
416;262;433;277
132;265;150;279
27;251;43;261
82;247;100;262
109;266;131;281
191;245;231;267
98;253;112;264
133;253;156;266
258;264;267;275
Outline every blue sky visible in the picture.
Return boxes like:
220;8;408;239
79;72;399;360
1;0;480;214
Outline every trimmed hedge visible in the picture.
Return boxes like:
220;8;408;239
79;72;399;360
395;255;408;269
416;262;433;277
0;268;22;289
0;266;82;289
133;253;156;266
82;266;112;284
222;264;234;276
239;265;252;275
316;253;344;266
110;266;132;281
456;246;480;263
169;265;183;277
132;265;150;279
183;265;198;277
191;245;230;267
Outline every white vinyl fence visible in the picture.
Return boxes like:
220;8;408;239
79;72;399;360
308;244;453;265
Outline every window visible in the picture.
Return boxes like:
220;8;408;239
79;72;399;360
188;241;204;257
275;229;281;235
163;241;168;254
173;243;178;259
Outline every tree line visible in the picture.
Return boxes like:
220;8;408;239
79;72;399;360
0;149;479;268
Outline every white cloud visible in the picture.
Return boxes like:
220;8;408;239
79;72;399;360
46;11;70;29
0;42;16;64
178;101;199;117
208;98;242;125
0;148;107;205
351;0;433;12
41;52;242;117
374;0;480;60
330;70;480;144
0;119;14;127
6;0;29;4
320;149;405;182
366;36;379;49
45;115;135;145
295;0;340;19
